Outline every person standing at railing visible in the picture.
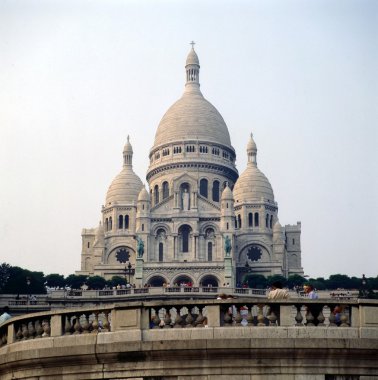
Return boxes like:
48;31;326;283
268;282;289;299
304;284;318;299
0;306;11;324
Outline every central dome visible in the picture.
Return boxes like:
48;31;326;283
153;91;232;147
152;47;232;150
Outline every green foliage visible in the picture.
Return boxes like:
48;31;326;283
287;274;307;288
1;266;45;294
326;274;355;289
307;279;326;290
107;276;127;287
86;276;106;290
0;263;11;291
244;274;267;289
267;275;287;287
45;273;65;288
65;274;88;289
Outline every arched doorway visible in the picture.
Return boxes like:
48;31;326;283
173;275;194;287
200;275;219;287
148;276;167;287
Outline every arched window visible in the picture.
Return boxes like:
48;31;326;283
159;242;164;262
234;218;237;229
238;214;242;229
118;215;123;229
105;218;109;231
162;181;169;199
212;180;220;202
200;178;208;198
208;242;213;261
179;225;191;253
154;185;159;205
248;213;253;227
125;215;129;229
109;217;113;230
254;213;259;227
265;214;269;228
226;222;229;230
270;215;273;229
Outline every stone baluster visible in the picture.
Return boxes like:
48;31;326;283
174;309;183;328
195;307;205;327
267;308;278;326
234;307;242;326
305;308;315;327
295;305;304;326
152;310;161;329
185;308;194;327
102;312;110;332
223;306;233;326
328;309;337;327
28;321;36;339
73;316;82;334
92;312;99;333
246;307;254;326
16;326;23;341
163;312;172;328
317;307;326;327
81;314;90;334
42;319;51;337
0;332;6;347
64;316;72;335
22;324;29;340
257;304;265;326
340;312;349;327
35;320;44;338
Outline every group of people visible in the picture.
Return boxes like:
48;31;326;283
267;282;319;300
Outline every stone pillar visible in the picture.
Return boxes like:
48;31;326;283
224;257;233;286
135;257;144;287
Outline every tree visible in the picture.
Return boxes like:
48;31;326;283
287;274;307;289
65;274;88;289
107;276;127;287
326;274;354;290
86;276;106;290
45;274;65;288
0;263;11;292
1;266;45;294
244;274;267;289
267;275;287;287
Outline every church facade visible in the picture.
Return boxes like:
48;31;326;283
77;47;304;287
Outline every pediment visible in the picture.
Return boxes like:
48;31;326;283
197;196;221;213
172;173;198;192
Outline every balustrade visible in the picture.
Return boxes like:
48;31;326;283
0;299;372;348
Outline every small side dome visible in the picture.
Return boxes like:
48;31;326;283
233;165;274;203
186;48;200;66
221;184;234;200
105;137;143;205
233;134;275;203
138;187;150;202
106;169;143;205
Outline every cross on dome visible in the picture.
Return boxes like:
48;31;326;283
190;41;195;48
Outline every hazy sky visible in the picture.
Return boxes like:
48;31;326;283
0;0;377;278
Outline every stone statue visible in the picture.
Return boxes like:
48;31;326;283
136;236;144;258
224;235;232;257
182;188;190;210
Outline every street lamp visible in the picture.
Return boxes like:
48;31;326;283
26;277;31;306
124;262;132;285
361;274;368;298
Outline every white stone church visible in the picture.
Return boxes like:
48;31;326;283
77;47;304;287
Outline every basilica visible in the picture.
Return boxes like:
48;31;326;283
77;47;304;287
